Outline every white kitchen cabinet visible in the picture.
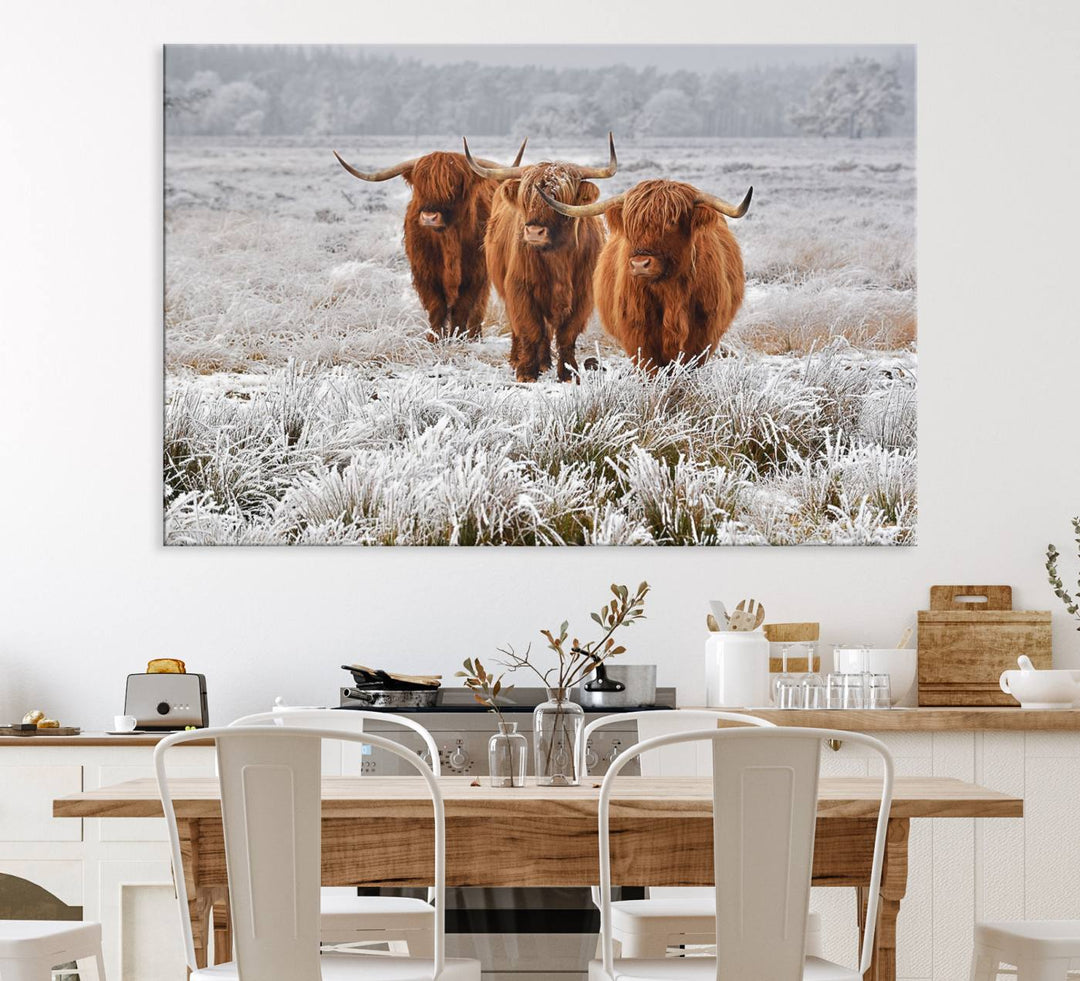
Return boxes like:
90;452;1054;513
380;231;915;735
0;766;83;841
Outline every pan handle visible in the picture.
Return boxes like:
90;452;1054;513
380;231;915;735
584;663;625;693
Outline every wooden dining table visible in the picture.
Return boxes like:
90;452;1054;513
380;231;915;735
54;775;1022;981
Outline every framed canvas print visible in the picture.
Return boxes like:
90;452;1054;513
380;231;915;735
164;44;916;546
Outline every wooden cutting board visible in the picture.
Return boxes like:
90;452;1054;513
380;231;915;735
0;726;81;737
917;585;1052;705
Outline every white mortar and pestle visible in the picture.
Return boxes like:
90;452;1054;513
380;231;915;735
999;655;1080;709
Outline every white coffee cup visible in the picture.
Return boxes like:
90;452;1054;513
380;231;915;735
114;715;138;732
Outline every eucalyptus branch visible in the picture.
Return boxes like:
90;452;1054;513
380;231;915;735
497;582;651;692
1046;516;1080;629
456;657;515;722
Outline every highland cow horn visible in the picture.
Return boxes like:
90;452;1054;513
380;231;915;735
535;187;626;219
462;137;527;180
694;185;754;219
574;132;618;179
511;137;528;167
333;151;419;182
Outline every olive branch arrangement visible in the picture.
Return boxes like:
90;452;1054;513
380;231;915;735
1046;516;1080;630
456;657;514;723
494;582;651;690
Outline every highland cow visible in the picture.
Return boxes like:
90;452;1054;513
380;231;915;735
334;141;525;340
464;135;618;382
539;178;751;368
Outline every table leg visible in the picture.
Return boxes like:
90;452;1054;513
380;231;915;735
857;818;909;981
211;886;232;964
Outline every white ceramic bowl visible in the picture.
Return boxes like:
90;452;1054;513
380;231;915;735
833;648;918;706
999;669;1080;709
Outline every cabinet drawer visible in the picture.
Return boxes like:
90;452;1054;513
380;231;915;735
0;766;82;841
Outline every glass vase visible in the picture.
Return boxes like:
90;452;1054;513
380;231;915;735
533;687;584;786
488;721;528;788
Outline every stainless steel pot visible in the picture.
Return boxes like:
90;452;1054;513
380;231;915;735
576;664;657;709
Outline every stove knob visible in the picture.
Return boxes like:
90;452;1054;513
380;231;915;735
606;744;621;764
585;746;600;770
447;746;471;772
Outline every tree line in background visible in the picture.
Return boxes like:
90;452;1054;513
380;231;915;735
164;46;914;140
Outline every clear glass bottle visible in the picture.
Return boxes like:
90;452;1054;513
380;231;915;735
533;687;584;786
488;721;528;788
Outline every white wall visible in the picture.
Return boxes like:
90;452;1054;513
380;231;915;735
1;0;1078;728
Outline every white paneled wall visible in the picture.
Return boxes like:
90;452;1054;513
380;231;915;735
813;730;1080;981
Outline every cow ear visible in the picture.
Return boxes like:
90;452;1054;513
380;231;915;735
503;178;522;203
577;181;600;205
401;167;415;187
605;202;624;234
691;204;719;232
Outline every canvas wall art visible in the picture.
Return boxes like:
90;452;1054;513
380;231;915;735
164;44;916;546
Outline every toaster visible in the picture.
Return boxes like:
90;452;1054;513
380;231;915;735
124;673;209;730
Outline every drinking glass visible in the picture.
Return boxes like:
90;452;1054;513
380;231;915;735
773;645;798;705
868;674;893;709
825;673;846;709
775;676;803;709
801;674;826;709
841;673;866;709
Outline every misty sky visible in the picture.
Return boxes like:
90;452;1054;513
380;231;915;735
352;44;914;73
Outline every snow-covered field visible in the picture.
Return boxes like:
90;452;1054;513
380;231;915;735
164;135;916;545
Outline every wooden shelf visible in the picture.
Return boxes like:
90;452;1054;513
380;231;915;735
684;706;1080;731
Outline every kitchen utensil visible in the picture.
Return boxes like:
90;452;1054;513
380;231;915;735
124;673;208;731
704;630;771;707
339;688;439;708
341;665;442;690
895;626;913;649
708;601;731;629
834;648;918;706
999;666;1080;709
729;599;765;631
706;614;722;632
918;585;1051;705
577;664;657;709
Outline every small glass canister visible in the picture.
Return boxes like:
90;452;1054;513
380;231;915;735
488;721;528;788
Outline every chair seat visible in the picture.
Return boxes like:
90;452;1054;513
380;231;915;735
0;920;101;960
588;955;860;981
321;894;434;930
611;897;823;932
975;920;1080;960
192;953;480;980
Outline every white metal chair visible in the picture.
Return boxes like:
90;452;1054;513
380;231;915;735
230;709;438;955
155;725;480;980
580;710;822;960
0;921;105;981
592;726;894;981
969;921;1080;980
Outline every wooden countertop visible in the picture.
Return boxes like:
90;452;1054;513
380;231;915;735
53;774;1023;821
686;706;1080;731
0;732;210;747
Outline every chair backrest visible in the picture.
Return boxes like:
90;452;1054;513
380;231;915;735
594;727;893;981
579;709;774;778
230;707;442;776
155;725;446;981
